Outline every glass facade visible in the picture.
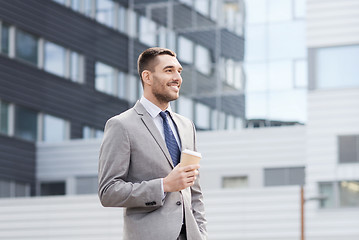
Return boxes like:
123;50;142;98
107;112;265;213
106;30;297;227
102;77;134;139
244;0;307;124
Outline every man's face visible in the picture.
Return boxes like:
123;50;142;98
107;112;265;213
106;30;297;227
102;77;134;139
149;54;183;104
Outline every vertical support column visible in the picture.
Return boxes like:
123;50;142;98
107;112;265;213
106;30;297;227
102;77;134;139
301;185;305;240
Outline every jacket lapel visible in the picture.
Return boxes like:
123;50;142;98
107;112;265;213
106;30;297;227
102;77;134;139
133;101;174;168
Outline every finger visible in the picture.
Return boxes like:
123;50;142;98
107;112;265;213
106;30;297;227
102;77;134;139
183;164;200;172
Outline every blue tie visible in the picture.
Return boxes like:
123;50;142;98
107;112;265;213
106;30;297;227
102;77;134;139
159;111;180;166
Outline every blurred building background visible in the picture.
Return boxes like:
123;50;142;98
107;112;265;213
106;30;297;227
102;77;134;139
0;0;245;197
1;0;359;239
244;0;307;125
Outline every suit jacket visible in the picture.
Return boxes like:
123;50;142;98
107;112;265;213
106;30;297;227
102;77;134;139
98;101;207;240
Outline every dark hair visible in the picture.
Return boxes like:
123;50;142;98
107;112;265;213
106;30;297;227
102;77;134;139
137;47;176;84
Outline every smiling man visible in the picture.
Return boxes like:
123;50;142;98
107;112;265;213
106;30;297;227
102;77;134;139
98;47;207;240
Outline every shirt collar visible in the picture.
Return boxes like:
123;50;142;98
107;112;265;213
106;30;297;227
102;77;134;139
140;96;173;118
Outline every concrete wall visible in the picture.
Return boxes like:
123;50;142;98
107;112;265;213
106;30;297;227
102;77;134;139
0;186;301;240
305;88;359;240
307;0;359;47
198;126;306;190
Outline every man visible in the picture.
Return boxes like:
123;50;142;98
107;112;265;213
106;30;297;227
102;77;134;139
98;47;207;240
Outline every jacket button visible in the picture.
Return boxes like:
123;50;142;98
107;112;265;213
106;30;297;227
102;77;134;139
176;201;181;206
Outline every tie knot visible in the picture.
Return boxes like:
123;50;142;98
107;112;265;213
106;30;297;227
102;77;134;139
159;111;168;120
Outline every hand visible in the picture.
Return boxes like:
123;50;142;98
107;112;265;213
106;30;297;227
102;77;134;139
163;164;200;192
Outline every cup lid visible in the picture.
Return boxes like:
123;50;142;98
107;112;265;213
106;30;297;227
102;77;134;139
182;149;202;158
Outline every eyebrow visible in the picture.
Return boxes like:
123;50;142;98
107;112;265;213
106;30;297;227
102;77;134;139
163;65;183;71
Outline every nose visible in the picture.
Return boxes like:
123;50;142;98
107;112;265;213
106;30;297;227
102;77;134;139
173;71;182;82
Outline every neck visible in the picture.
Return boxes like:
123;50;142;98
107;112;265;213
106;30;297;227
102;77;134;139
143;94;169;111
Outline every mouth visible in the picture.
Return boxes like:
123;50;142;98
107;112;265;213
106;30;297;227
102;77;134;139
168;82;180;92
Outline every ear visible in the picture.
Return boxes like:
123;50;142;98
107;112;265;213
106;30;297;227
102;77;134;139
141;70;152;86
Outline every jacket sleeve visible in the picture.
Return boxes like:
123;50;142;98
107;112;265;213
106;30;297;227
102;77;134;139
190;122;208;239
98;117;164;208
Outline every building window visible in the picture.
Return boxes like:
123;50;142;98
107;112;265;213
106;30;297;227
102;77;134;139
95;61;132;101
316;45;359;89
264;167;305;186
71;0;82;12
84;0;95;17
76;176;98;194
15;29;38;65
128;75;139;103
42;114;69;142
53;0;66;5
44;41;66;77
96;0;115;28
0;101;9;135
225;58;235;85
138;16;157;46
70;51;84;83
40;181;66;196
157;26;167;48
195;102;210;130
0;180;11;198
95;62;115;95
222;1;244;36
0;179;30;198
177;96;193;120
195;45;211;75
1;22;10;55
83;126;103;139
14;182;29;197
338;135;359;163
195;0;210;16
128;9;138;38
319;181;359;208
178;36;194;64
14;106;38;141
44;41;84;82
118;71;127;99
118;4;127;33
222;176;248;189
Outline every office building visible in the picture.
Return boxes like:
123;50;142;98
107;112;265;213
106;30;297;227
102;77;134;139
0;0;245;197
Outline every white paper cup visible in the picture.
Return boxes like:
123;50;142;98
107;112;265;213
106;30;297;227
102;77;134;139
180;149;202;167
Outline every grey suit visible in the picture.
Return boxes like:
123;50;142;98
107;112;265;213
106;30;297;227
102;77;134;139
98;101;207;240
